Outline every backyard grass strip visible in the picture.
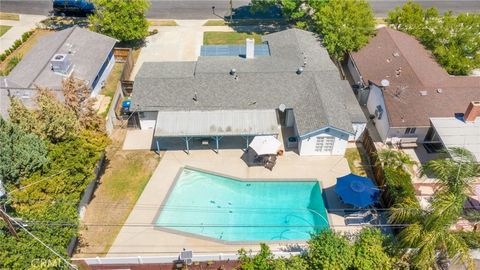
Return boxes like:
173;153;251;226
0;12;20;21
203;31;262;45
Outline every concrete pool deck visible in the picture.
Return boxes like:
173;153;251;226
108;149;356;256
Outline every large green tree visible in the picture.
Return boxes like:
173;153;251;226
313;0;375;60
0;118;48;185
386;1;480;75
9;88;79;143
89;0;150;43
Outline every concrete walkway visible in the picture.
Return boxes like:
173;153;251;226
130;20;234;79
108;149;355;256
0;14;46;53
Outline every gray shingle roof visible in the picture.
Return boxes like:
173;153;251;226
131;28;365;136
5;26;116;90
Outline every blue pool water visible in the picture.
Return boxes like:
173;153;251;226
156;169;329;241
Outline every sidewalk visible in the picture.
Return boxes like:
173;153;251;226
0;14;46;53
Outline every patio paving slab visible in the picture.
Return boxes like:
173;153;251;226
108;149;356;257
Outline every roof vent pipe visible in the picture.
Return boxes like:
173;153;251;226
230;68;236;76
296;67;304;75
246;38;255;59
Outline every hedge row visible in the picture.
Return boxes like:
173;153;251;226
0;30;33;62
383;166;416;205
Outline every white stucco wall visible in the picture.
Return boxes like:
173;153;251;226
139;111;158;130
366;84;390;142
348;122;367;142
387;126;431;142
298;127;349;156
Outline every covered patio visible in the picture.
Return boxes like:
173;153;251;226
153;109;281;154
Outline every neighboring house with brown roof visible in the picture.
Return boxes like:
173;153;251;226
348;27;480;151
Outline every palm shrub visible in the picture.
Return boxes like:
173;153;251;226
376;149;416;172
390;193;473;269
390;147;479;270
422;147;480;199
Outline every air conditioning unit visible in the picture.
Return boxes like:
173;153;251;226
50;53;72;74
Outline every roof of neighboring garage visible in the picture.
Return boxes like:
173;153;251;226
430;117;480;161
154;110;279;137
2;26;117;90
132;29;366;136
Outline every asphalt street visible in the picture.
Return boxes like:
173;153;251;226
0;0;479;19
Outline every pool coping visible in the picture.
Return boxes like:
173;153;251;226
152;165;334;246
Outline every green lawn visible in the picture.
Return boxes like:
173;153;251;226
149;19;178;26
203;31;262;45
0;25;12;37
0;12;20;21
344;147;368;176
203;20;227;26
76;147;160;257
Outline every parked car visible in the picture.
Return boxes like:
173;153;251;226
53;0;95;15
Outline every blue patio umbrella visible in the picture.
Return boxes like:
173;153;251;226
335;173;380;208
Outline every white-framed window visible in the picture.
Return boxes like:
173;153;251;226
315;136;335;152
405;127;416;135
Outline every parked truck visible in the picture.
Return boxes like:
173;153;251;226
53;0;95;15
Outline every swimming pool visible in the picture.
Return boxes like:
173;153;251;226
156;168;329;242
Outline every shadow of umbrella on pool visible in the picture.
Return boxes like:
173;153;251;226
335;173;380;208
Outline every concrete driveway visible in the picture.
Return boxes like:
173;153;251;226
130;20;233;79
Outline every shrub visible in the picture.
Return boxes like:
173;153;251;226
306;229;354;269
0;53;6;62
455;231;480;249
21;30;33;42
383;166;416;205
13;39;22;48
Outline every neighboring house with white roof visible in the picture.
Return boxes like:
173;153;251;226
348;27;480;152
130;29;366;156
0;26;117;118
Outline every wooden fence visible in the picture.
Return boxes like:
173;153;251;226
361;130;393;207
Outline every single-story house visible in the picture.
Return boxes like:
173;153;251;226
348;27;480;151
0;26;117;118
130;29;366;156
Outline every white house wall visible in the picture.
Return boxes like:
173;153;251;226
139;111;158;130
298;127;349;156
366;84;390;142
387;126;430;143
349;122;367;141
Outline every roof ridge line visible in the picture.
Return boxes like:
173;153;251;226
382;27;427;88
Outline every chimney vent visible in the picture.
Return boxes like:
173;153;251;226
245;38;254;59
464;101;480;122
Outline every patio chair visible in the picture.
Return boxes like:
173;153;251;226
345;210;378;226
264;155;277;171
